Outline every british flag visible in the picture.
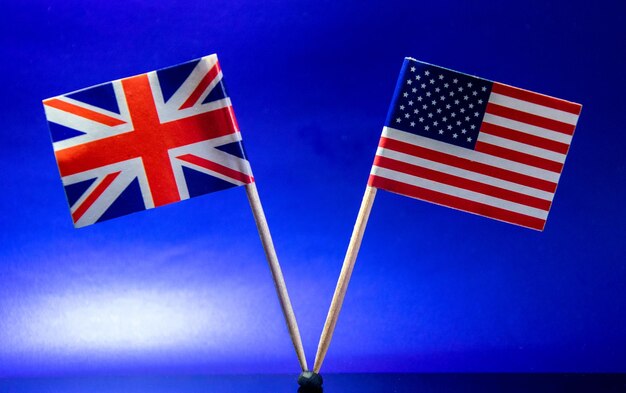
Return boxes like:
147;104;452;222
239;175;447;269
43;54;254;228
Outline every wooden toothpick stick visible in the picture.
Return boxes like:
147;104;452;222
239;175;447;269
313;185;378;373
245;182;308;372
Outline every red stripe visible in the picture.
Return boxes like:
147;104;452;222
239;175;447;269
491;82;581;115
480;122;570;154
486;103;575;135
475;141;563;173
374;155;552;211
368;175;546;231
378;137;557;193
177;154;253;184
179;62;221;110
44;98;126;127
71;171;121;223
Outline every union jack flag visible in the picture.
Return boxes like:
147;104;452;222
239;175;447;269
43;54;254;228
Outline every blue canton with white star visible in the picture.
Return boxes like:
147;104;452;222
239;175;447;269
385;58;494;150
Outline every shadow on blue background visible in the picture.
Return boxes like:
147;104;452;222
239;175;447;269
0;0;625;377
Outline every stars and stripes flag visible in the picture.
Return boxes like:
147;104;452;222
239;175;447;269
43;54;254;228
369;58;582;230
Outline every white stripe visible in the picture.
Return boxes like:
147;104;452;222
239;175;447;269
73;169;136;228
45;110;135;151
160;55;218;111
148;70;231;124
169;136;252;200
45;81;135;151
194;70;224;107
482;113;572;145
376;147;555;201
371;166;549;220
63;158;154;228
489;92;579;125
382;127;561;183
477;132;566;163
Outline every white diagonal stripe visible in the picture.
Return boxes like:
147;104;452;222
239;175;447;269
371;165;549;220
382;127;561;183
477;132;567;163
489;92;579;125
482;113;572;145
376;147;554;201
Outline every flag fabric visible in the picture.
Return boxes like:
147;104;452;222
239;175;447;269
43;54;254;228
369;58;582;230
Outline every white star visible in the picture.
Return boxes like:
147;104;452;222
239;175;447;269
451;112;456;117
442;116;448;122
421;83;426;88
435;87;441;93
453;78;458;84
400;105;405;110
462;129;467;134
428;113;433;118
481;86;487;92
413;109;419;114
447;125;452;130
444;83;449;88
412;88;417;93
432;100;437;105
467;137;472;142
471;124;476;129
455;99;460;105
415;75;421;80
468;82;473;88
464;95;469;100
456;120;461;125
460;108;465;113
440;95;446;101
407;79;413;85
458;87;464;92
408;100;414;105
419;117;424;122
433;121;439;126
425;70;430;76
425;125;430;130
474;112;480;117
478;99;483;104
439;74;444;80
422;104;428;109
472;91;478;96
410;121;416;127
417;96;423;101
446;104;451;109
403;92;409;97
426;91;431;97
449;91;455;97
436;108;442;113
465;116;470;121
411;66;416;72
396;117;401;123
405;113;410;118
469;103;474;109
453;133;458;138
439;130;444;134
430;79;435;84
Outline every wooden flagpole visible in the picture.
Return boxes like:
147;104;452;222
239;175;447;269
245;182;308;372
313;185;377;373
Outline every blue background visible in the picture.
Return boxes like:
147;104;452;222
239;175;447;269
1;0;625;377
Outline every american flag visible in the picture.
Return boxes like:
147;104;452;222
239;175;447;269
43;54;254;228
369;58;582;230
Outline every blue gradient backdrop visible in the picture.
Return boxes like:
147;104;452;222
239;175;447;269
1;0;625;377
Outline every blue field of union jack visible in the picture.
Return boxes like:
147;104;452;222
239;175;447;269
43;54;254;228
